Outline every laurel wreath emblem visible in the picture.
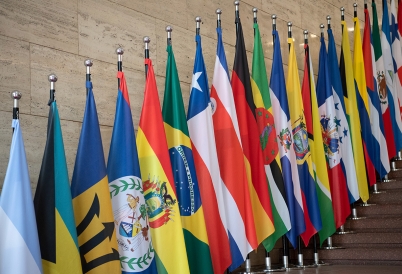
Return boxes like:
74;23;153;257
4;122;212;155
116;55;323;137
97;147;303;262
120;243;155;270
110;177;143;198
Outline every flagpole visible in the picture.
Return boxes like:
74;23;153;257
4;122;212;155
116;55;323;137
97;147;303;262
195;16;201;35
12;91;21;120
216;8;222;29
327;16;331;30
48;74;57;106
287;22;292;51
272;14;277;45
144;36;150;79
116;47;123;88
166;26;172;46
234;1;239;36
85;59;93;96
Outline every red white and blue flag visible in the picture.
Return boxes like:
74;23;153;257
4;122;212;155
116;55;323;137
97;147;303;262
187;34;231;274
210;27;257;270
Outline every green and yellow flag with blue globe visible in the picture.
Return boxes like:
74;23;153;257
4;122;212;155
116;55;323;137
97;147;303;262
162;44;213;274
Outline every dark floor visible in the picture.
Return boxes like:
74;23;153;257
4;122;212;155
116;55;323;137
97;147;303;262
235;265;402;273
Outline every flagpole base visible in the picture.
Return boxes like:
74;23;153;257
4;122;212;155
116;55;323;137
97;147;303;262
311;252;330;266
371;184;386;194
320;237;344;249
391;161;399;171
347;207;367;220
356;202;376;207
335;225;355;234
381;174;394;183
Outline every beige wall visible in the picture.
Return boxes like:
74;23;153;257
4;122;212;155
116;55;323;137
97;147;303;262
0;0;368;194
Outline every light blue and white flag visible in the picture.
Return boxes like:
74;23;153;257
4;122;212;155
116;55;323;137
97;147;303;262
0;119;43;274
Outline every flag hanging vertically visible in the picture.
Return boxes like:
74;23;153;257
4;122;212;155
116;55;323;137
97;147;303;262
383;0;402;153
0;119;43;274
137;58;190;274
287;36;322;246
327;29;360;204
71;81;120;274
107;71;157;274
317;36;351;229
372;0;397;159
302;41;336;245
270;30;305;248
363;5;391;178
353;16;377;186
252;21;291;252
390;0;402;135
340;19;370;203
34;101;82;274
162;43;213;274
210;26;257;270
187;34;231;274
231;17;275;248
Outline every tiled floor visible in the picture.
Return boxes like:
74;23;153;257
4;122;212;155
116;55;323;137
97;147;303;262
235;265;402;273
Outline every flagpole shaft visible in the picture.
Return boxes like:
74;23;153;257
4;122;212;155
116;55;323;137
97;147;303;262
272;14;277;44
116;47;124;89
144;36;150;80
234;1;239;36
341;7;345;21
166;26;172;46
253;7;257;24
195;16;201;35
288;22;292;52
48;74;57;106
216;9;222;29
304;29;308;45
11;91;21;120
84;59;93;96
327;15;331;30
354;3;358;18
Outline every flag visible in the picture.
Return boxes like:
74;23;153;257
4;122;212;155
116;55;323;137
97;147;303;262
34;101;82;274
302;41;336;245
162;43;213;274
71;81;120;274
353;16;377;186
251;22;291;252
317;36;351;229
363;5;391;178
0;119;43;274
372;0;397;159
340;19;370;203
187;34;231;274
136;58;190;274
287;37;322;246
210;26;257;270
327;29;360;204
270;30;305;247
383;0;402;154
389;0;402;150
107;71;157;273
231;17;275;247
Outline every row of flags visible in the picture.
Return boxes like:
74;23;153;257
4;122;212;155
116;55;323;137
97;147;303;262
2;0;402;273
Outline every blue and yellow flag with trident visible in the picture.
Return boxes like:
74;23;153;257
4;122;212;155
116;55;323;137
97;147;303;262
137;57;190;274
162;44;213;274
71;81;120;274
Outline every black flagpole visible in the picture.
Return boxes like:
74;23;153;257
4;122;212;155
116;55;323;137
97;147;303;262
195;16;201;36
166;26;172;46
85;59;93;96
116;47;124;88
48;74;57;106
144;36;150;80
12;91;21;120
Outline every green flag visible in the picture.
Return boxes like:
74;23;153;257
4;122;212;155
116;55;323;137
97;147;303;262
251;22;291;252
162;44;213;274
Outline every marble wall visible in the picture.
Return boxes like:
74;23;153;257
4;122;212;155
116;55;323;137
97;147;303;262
0;0;367;195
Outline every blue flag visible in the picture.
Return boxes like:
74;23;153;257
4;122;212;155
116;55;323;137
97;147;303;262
0;119;43;274
107;72;157;274
71;81;120;274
